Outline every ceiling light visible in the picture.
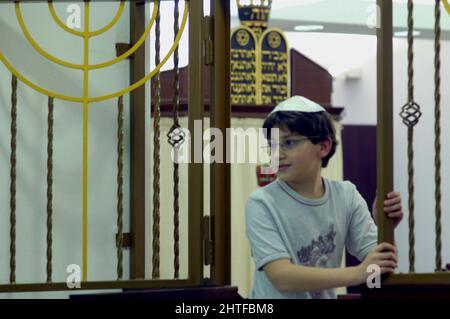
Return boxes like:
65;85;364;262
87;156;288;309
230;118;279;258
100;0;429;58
294;25;324;32
394;30;421;37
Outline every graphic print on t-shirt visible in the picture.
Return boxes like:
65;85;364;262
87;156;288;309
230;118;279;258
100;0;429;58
296;224;337;298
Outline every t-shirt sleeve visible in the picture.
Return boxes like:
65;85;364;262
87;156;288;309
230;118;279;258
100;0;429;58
345;183;378;261
245;197;291;271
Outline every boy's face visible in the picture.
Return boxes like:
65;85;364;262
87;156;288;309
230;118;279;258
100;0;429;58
270;126;326;184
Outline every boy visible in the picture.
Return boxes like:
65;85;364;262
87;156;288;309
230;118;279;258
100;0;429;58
246;96;403;299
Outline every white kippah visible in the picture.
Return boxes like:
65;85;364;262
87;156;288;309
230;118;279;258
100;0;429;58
269;96;325;114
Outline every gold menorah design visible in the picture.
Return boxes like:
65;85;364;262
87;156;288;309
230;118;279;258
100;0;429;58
0;0;189;283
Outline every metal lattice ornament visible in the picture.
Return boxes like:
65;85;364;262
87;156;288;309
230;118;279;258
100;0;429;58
167;124;186;148
400;101;422;127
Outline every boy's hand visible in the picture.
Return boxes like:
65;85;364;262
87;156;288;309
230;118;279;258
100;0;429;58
372;191;404;228
356;243;397;284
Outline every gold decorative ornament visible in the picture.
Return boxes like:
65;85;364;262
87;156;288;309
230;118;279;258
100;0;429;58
267;31;281;49
236;0;272;39
443;0;450;15
236;29;250;46
231;1;289;106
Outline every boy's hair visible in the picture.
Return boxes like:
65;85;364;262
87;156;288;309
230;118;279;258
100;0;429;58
262;111;337;168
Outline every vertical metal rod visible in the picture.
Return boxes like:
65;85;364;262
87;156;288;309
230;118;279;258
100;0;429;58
117;96;124;280
173;0;181;279
434;0;442;272
152;1;161;279
46;97;54;283
81;1;90;281
406;0;416;273
10;75;17;284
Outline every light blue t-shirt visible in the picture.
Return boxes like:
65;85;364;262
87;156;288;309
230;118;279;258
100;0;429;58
245;178;378;299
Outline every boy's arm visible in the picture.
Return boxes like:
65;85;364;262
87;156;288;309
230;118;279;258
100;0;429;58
345;183;379;261
264;243;397;293
264;259;361;293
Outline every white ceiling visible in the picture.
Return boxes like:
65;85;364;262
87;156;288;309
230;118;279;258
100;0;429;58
228;0;450;38
224;0;450;77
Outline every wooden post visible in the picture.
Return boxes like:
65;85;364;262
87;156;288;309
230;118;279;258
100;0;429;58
129;1;146;279
376;0;395;244
210;0;231;286
189;0;205;284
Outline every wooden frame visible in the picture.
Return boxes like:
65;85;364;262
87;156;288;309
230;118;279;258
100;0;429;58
376;0;394;245
209;0;231;286
188;0;205;285
376;0;450;288
0;280;193;293
151;102;344;120
129;0;147;280
0;0;213;293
